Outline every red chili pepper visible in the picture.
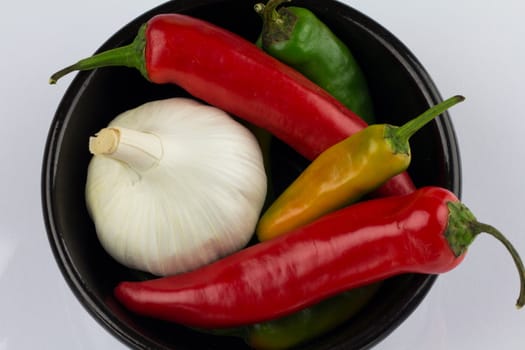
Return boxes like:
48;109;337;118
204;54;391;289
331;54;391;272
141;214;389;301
49;13;415;196
114;186;525;328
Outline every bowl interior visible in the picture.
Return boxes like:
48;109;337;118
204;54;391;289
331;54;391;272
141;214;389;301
42;0;461;349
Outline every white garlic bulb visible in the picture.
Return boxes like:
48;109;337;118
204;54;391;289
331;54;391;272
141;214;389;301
85;98;267;276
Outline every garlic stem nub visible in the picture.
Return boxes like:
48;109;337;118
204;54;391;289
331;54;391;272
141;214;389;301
89;127;163;172
89;128;120;155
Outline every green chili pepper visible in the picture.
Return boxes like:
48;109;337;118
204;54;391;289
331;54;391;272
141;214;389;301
255;0;375;123
246;283;380;349
208;282;380;350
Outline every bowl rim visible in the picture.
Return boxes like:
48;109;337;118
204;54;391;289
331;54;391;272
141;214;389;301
41;1;461;349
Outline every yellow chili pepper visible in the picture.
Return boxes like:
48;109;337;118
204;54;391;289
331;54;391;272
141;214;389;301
256;95;465;241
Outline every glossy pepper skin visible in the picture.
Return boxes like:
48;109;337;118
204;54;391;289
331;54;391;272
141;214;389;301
210;282;380;350
257;96;464;241
255;0;375;123
234;3;383;344
235;1;382;344
246;283;380;349
49;13;415;197
114;186;525;328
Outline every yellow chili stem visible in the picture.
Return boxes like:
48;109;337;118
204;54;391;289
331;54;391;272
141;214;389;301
388;95;465;154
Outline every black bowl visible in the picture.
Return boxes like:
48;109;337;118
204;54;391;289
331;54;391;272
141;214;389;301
42;0;461;349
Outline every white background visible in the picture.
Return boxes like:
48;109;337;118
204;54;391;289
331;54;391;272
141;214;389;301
2;0;524;349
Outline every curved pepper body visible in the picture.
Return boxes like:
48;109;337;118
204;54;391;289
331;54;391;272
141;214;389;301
207;282;380;349
256;95;465;241
246;282;380;350
145;14;363;160
258;4;375;122
50;13;416;196
143;14;415;196
257;125;409;240
114;187;463;329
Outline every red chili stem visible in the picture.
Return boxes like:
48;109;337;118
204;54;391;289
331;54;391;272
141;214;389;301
49;24;148;84
446;201;525;308
474;222;525;308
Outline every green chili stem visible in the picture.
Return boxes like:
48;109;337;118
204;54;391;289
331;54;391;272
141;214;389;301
394;95;465;144
474;222;525;309
49;24;148;84
255;0;291;25
255;0;296;48
253;3;266;17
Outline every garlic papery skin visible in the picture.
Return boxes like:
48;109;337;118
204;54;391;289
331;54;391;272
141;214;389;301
85;98;268;276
